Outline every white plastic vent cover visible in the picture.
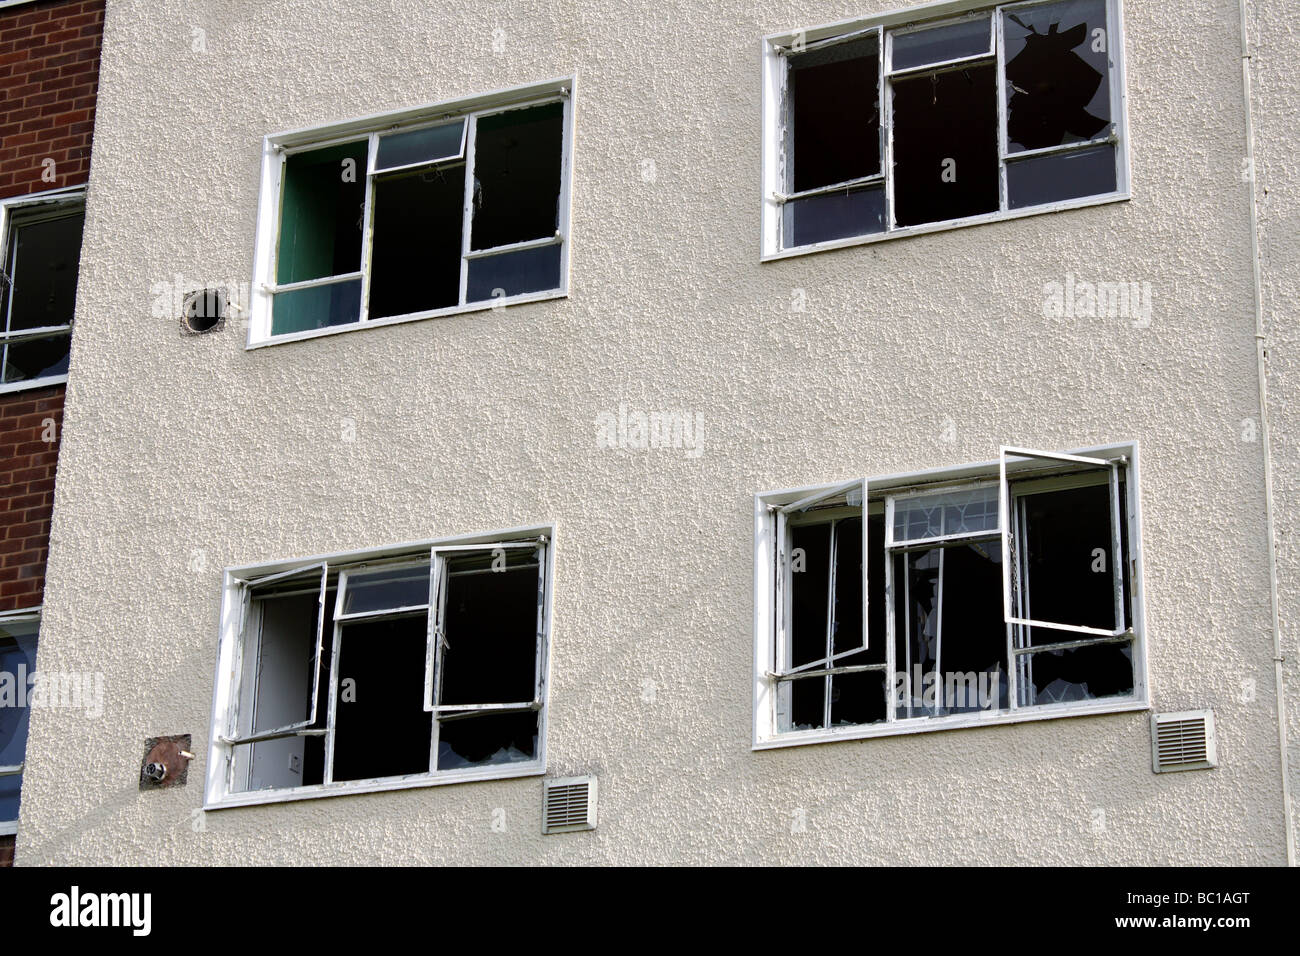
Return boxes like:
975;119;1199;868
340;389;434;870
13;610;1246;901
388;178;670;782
1151;710;1217;773
543;776;597;833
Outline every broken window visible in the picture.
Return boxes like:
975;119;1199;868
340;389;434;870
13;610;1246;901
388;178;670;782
765;0;1125;254
758;445;1142;742
256;85;571;343
0;190;84;391
210;534;552;805
0;612;40;833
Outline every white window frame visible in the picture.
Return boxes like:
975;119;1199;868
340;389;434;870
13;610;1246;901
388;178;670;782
760;0;1130;260
0;186;85;394
205;525;555;809
0;606;41;836
753;442;1148;749
247;77;576;349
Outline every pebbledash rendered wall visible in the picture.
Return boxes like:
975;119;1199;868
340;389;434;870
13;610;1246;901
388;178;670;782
14;0;1296;864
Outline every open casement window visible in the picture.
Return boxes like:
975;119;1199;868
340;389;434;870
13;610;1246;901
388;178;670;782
424;541;547;771
763;0;1126;257
252;81;572;345
210;533;551;806
0;190;85;392
755;445;1143;746
1000;447;1134;708
772;480;884;732
0;611;40;834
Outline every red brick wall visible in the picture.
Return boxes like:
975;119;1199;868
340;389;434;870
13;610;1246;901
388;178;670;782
0;384;60;612
0;0;104;200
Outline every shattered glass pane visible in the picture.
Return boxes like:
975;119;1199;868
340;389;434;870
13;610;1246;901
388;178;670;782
1003;0;1112;153
270;278;362;336
375;120;464;171
465;243;562;303
831;670;886;726
1024;641;1133;705
892;485;999;543
788;674;826;730
3;332;71;384
439;549;539;707
1006;143;1116;208
892;63;999;227
368;164;464;318
788;35;881;192
788;522;831;669
437;710;538;769
470;103;563;251
784;185;885;247
891;15;991;72
332;616;434;781
893;541;1006;717
342;562;431;615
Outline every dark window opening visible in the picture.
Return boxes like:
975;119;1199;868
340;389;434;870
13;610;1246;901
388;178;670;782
1;206;83;384
368;164;465;319
439;550;538;707
332;616;434;782
470;103;563;251
788;37;881;192
892;64;999;227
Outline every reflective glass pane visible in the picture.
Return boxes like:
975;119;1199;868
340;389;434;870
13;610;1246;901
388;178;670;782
891;16;990;72
1003;0;1112;153
1006;144;1116;208
270;278;362;336
342;563;431;615
375;120;464;171
465;243;562;303
784;185;885;247
0;619;38;822
892;486;999;543
3;331;71;383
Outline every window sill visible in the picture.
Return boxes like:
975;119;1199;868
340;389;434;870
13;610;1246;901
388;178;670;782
0;374;67;397
752;696;1149;751
245;288;567;350
0;820;17;836
760;191;1130;263
204;760;545;810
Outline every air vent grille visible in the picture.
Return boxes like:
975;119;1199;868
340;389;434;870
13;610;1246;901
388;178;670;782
1152;710;1217;773
543;776;596;833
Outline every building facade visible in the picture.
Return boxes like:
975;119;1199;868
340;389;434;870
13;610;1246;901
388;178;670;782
7;0;1298;864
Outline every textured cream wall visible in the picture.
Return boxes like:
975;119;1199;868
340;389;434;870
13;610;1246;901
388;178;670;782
14;0;1294;864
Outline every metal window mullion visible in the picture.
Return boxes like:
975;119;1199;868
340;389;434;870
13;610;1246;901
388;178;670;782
903;548;912;718
887;51;995;80
1109;462;1125;632
884;532;897;722
533;539;548;705
322;586;346;786
884;65;896;230
934;546;945;716
457;115;478;307
358;133;378;322
823;520;838;728
862;479;870;653
463;233;562;260
995;7;1009;212
1014;632;1133;656
265;271;364;295
1004;135;1116;165
777;174;885;204
0;763;23;777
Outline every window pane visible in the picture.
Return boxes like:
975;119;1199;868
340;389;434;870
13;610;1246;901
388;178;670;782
439;549;539;707
375;120;464;171
891;16;990;72
342;563;431;615
437;710;537;770
368;165;464;318
1018;483;1121;641
892;63;999;227
276;140;367;284
244;589;319;736
1003;0;1112;153
784;185;885;247
831;517;863;655
465;243;562;303
3;209;83;332
3;331;71;384
470;103;563;251
892;486;999;543
332;616;434;781
1023;641;1133;706
0;619;38;822
788;35;881;192
788;522;830;669
270;278;362;336
1006;144;1116;208
894;542;1006;718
